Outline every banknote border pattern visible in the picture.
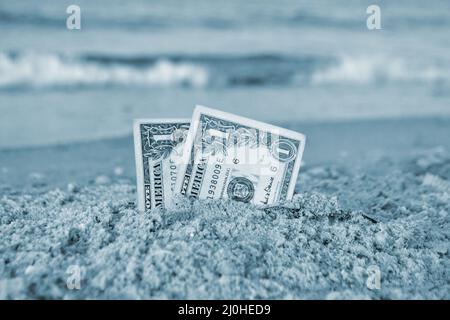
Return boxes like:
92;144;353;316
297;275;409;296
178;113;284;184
176;106;306;203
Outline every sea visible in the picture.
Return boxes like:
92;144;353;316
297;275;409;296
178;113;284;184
1;0;449;147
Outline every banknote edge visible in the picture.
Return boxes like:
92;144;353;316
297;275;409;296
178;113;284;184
174;110;204;197
133;118;191;212
286;134;306;200
194;105;306;141
133;118;191;124
133;120;145;212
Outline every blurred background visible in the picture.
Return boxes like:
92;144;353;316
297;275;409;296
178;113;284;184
0;0;449;147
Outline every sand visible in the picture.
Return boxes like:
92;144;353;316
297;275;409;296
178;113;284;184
0;118;449;299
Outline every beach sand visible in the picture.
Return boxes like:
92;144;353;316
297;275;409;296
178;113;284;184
1;117;449;299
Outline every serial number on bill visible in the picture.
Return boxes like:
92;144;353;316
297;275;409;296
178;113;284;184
178;304;271;317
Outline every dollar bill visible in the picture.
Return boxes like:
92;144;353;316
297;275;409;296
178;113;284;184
175;106;306;205
134;119;190;211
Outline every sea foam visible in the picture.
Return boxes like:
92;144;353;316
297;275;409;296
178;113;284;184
0;52;209;89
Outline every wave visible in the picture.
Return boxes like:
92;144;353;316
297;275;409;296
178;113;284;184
311;56;446;85
0;51;447;90
0;52;209;89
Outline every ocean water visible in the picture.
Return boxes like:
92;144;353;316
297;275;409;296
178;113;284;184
1;0;450;147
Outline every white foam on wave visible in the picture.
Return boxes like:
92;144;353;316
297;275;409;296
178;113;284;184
311;55;445;85
0;52;209;89
1;52;447;90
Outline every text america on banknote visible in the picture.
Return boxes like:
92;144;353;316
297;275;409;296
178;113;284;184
134;119;190;211
175;105;306;206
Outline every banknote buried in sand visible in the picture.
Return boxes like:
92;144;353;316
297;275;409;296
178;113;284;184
134;119;190;211
134;105;306;211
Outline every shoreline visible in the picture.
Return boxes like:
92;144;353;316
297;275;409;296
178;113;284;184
1;116;450;192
